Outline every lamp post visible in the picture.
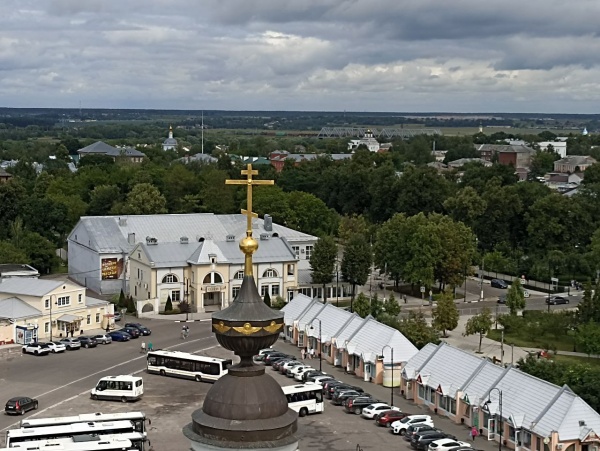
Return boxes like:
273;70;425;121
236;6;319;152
336;260;340;308
309;318;322;372
485;388;503;451
49;295;53;341
381;344;394;407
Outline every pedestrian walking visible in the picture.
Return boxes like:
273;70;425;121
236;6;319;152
147;342;153;352
140;341;146;354
403;294;407;304
470;426;478;441
309;347;315;359
301;348;306;360
106;324;110;333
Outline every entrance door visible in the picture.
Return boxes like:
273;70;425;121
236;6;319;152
487;419;496;440
203;292;221;310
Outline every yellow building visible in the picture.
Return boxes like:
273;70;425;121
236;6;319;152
129;235;299;313
0;278;114;344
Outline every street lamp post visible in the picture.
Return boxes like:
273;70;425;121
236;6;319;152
309;318;322;372
336;261;339;308
381;344;394;407
485;388;503;451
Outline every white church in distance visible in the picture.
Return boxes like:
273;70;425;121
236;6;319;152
162;126;178;151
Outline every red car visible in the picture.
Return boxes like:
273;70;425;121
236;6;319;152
376;410;409;427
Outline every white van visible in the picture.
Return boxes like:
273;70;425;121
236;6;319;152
91;375;144;402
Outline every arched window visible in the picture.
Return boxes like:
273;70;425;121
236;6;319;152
234;270;245;280
203;272;223;284
262;268;278;278
162;274;178;283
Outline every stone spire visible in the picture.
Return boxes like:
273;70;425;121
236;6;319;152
183;164;298;451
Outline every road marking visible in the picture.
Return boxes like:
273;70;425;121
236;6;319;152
0;342;220;434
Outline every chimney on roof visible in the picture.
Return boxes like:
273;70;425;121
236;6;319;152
264;214;273;232
145;236;158;245
127;233;136;245
118;217;127;226
180;236;189;244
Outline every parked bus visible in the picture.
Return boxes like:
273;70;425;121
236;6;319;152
6;420;136;446
281;383;325;417
5;434;134;450
90;376;144;402
21;412;149;435
146;350;232;382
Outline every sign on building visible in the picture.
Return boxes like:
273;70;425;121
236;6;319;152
101;258;124;280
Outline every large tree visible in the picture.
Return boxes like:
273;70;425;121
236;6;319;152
432;291;459;337
309;236;338;303
341;234;372;311
505;278;526;315
465;307;493;353
120;183;168;215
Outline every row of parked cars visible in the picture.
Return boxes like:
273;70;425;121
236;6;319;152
22;323;151;356
256;349;479;451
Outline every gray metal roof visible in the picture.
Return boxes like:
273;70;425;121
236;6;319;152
346;316;417;364
0;278;64;297
402;343;439;380
418;343;487;397
0;297;41;319
334;314;367;349
187;238;297;265
305;303;353;343
143;242;201;268
460;360;506;406
281;294;313;326
297;269;313;285
296;301;327;330
71;214;315;254
77;141;146;158
85;296;110;307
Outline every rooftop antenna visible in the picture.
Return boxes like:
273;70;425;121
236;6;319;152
201;111;204;154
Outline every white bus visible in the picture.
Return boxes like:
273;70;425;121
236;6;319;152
90;376;144;402
6;420;137;446
6;434;134;450
21;412;149;435
146;350;232;383
281;383;325;417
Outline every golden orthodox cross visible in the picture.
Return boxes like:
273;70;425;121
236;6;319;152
225;164;274;237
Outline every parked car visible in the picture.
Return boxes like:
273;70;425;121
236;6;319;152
331;390;364;406
108;330;131;342
344;396;379;415
404;424;440;441
121;326;140;338
79;336;98;348
491;279;508;289
546;296;569;305
5;396;38;415
263;353;288;365
330;383;364;399
124;322;152;336
279;359;300;373
377;410;410;428
361;403;398;419
254;349;276;361
428;438;471;451
22;342;50;356
302;370;324;382
412;432;456;451
39;341;66;353
291;366;314;380
271;358;292;371
93;333;113;345
323;381;347;397
310;375;334;386
60;337;82;350
391;415;433;435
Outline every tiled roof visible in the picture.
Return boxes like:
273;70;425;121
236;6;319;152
0;278;65;297
0;297;42;319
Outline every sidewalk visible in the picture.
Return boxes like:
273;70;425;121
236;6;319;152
274;338;502;451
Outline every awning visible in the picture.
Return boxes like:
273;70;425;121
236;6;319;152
57;314;81;323
103;314;114;317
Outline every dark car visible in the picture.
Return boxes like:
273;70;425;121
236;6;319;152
5;396;38;415
344;396;379;414
404;424;439;441
302;370;324;382
263;353;288;364
124;322;152;336
121;327;140;338
108;330;131;342
376;410;409;427
491;279;508;289
323;380;346;396
78;336;98;349
412;432;456;450
331;390;364;406
546;296;570;305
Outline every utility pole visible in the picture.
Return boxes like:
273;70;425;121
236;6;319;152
500;330;504;366
184;278;190;321
511;344;514;365
479;258;485;302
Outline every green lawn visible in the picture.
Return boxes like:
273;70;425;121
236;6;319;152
554;354;600;367
487;329;576;352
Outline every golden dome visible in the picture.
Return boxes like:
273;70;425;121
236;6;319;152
239;235;258;256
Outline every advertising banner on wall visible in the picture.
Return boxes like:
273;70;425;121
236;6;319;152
101;258;124;280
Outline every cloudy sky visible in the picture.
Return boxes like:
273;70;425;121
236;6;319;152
1;0;600;113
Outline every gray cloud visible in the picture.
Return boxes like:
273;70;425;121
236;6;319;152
0;0;599;112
